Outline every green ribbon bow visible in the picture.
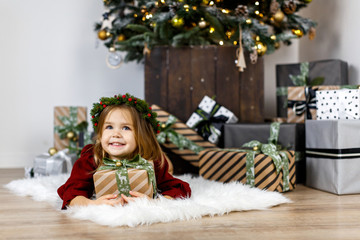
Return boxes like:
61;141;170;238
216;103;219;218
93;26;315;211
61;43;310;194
54;107;89;154
157;115;204;154
277;62;325;100
242;122;290;191
223;122;290;191
98;155;157;198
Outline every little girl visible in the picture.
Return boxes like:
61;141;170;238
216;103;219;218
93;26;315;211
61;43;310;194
57;93;191;209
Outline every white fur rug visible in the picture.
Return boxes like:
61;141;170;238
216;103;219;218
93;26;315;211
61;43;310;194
4;174;291;227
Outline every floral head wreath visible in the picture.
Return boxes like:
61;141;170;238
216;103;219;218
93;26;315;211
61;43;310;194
90;93;161;134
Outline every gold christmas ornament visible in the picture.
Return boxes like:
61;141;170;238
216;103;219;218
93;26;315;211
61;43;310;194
161;123;166;128
198;19;207;28
109;46;116;52
66;131;75;140
48;147;58;156
273;9;285;23
98;29;109;40
116;161;122;167
117;34;126;41
171;15;184;28
253;146;259;151
292;28;303;37
255;41;267;56
72;136;78;142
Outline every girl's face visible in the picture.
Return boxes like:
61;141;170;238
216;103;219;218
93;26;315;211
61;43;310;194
100;108;137;160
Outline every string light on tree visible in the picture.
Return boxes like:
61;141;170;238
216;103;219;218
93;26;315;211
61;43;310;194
94;0;317;65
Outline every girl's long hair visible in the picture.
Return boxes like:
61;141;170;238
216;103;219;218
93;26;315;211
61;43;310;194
93;104;164;167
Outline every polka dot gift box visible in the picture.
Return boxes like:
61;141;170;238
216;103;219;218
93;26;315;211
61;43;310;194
316;89;360;120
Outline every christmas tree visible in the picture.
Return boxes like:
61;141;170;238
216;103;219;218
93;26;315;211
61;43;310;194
95;0;316;63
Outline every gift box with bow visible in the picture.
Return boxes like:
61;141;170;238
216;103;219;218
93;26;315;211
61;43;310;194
32;149;77;177
152;104;216;168
199;123;296;192
93;155;156;198
276;59;348;118
54;106;88;152
186;96;238;144
287;85;341;123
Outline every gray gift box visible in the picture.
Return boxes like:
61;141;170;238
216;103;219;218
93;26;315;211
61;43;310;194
306;120;360;194
276;59;348;118
224;123;305;183
33;150;77;176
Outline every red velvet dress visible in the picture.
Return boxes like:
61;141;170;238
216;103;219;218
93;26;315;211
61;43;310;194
57;144;191;209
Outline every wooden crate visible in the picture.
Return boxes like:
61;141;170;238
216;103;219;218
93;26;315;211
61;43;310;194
145;46;264;123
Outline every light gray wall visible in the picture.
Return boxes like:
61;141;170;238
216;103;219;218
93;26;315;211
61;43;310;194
0;0;355;168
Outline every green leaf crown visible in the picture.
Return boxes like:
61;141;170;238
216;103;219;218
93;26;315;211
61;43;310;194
90;93;161;133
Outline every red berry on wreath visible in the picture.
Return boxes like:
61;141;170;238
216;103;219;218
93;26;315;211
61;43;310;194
128;98;132;101
147;113;151;117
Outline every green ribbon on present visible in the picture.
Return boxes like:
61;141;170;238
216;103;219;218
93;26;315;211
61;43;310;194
54;107;88;154
157;115;204;154
242;122;290;191
277;62;325;98
223;122;290;191
98;155;157;198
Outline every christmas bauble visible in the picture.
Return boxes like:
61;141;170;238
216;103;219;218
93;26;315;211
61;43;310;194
292;28;303;37
198;20;207;28
98;30;109;40
117;34;126;41
255;41;267;56
171;15;184;28
106;51;123;69
66;131;75;140
273;9;285;23
253;146;259;151
274;41;280;49
48;147;58;156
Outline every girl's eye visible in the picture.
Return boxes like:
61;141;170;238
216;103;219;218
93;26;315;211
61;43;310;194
105;125;113;130
122;126;131;130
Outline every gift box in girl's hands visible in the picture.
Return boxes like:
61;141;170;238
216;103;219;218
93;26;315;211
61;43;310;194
186;96;238;144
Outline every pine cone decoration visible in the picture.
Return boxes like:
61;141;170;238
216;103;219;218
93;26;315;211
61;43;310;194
235;5;248;17
282;0;297;15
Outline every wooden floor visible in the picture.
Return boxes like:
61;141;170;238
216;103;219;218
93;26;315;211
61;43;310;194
1;169;360;240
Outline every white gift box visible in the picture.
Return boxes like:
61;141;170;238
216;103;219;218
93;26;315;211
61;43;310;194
316;89;360;120
186;96;238;144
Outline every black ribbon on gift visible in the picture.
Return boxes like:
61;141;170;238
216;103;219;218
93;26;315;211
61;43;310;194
193;105;229;140
287;87;317;119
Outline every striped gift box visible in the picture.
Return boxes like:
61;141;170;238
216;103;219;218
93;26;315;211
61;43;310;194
93;167;154;198
152;104;216;167
199;149;296;192
54;106;87;150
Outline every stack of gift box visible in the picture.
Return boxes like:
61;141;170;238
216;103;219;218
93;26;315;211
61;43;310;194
154;58;359;195
27;106;92;178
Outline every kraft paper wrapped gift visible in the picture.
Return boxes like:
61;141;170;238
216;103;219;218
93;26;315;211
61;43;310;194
224;123;306;183
199;148;296;192
306;120;360;194
276;59;348;117
186;95;238;144
93;158;155;198
287;85;341;123
152;104;216;167
316;89;360;120
54;106;87;151
33;149;77;177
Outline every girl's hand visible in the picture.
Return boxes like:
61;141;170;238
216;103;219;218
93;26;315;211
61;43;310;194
120;191;151;204
93;194;123;206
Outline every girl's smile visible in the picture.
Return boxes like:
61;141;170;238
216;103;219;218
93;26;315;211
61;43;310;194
100;108;137;160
